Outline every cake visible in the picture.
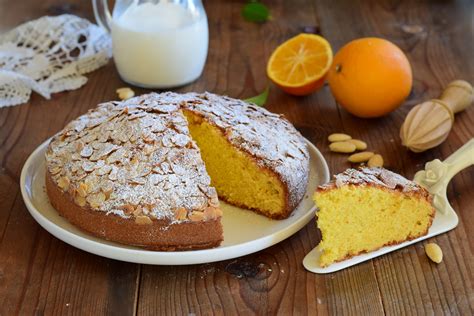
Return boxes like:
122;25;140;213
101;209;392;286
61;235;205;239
45;92;310;250
313;167;435;267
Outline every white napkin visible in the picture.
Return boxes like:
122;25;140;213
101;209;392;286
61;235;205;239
0;14;111;107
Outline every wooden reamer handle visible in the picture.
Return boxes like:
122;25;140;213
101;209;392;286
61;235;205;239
438;80;474;114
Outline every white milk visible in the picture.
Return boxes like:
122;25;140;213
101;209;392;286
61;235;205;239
111;2;208;88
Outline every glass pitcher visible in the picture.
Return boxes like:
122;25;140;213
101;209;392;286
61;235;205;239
92;0;209;88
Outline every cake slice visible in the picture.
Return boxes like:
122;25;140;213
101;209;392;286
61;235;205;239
313;167;435;267
180;92;309;219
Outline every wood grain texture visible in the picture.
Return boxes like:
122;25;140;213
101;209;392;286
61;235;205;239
0;0;472;315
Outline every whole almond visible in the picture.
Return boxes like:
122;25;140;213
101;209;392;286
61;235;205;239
348;139;367;150
348;151;374;163
116;87;135;100
368;154;384;167
329;141;356;153
328;133;352;142
425;243;443;263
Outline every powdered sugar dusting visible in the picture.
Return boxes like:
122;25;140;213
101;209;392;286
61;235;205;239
46;91;310;223
320;167;421;193
46;93;219;224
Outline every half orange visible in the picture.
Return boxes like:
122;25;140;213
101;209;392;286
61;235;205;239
267;34;333;96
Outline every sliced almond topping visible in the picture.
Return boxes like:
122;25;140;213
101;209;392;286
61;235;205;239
121;204;135;215
80;146;93;158
209;196;220;207
57;176;70;191
87;192;106;209
133;205;143;216
77;182;89;198
174;208;188;221
50;166;62;175
74;195;86;207
203;207;222;220
135;215;152;225
189;211;205;222
75;141;84;152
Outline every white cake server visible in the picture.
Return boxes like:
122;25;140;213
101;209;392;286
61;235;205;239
303;138;474;274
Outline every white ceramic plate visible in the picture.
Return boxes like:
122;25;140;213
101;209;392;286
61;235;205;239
21;138;329;265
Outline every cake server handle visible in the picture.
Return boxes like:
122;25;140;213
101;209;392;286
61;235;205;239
414;138;474;214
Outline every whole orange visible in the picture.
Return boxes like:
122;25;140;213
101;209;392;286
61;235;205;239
327;38;413;118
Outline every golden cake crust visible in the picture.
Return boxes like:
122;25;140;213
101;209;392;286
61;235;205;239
46;172;223;250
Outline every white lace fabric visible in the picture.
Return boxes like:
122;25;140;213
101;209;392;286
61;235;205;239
0;14;111;107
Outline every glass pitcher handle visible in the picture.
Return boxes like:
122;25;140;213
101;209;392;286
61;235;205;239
92;0;112;33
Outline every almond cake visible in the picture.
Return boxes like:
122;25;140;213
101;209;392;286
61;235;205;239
45;92;310;250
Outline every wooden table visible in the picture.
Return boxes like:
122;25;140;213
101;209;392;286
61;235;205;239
1;0;473;314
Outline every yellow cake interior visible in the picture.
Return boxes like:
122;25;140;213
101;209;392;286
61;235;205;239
183;110;286;217
314;185;433;267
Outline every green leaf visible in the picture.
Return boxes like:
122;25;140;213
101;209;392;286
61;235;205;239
242;2;271;23
244;86;269;107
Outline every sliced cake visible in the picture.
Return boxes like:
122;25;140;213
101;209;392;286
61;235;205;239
313;167;435;267
181;92;309;219
45;92;310;250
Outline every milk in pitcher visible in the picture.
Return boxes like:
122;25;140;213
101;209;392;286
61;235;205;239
111;2;208;88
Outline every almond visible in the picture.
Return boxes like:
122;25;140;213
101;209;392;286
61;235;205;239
189;211;205;222
425;243;443;263
368;154;384;167
74;195;86;207
174;208;188;221
348;151;374;163
77;182;89;198
203;207;222;220
57;176;70;191
135;215;153;225
329;141;356;153
116;87;135;100
328;133;352;142
347;139;367;150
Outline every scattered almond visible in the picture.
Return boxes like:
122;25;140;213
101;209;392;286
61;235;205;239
368;154;384;167
328;133;352;142
116;87;135;100
329;141;357;153
348;151;374;163
425;243;443;263
347;139;367;150
135;215;153;225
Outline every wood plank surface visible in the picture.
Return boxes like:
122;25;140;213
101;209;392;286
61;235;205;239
0;0;472;315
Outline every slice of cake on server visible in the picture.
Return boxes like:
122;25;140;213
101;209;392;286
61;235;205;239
313;167;435;267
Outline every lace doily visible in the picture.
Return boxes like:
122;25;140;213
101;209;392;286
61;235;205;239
0;14;111;107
